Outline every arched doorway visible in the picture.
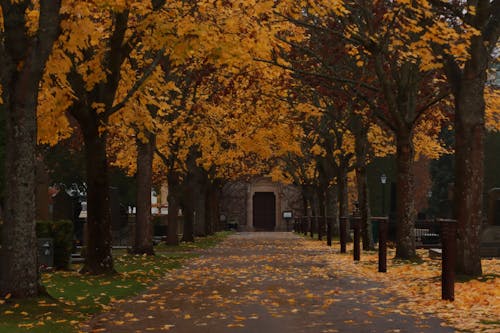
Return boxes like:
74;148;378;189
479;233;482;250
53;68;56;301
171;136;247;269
253;192;276;231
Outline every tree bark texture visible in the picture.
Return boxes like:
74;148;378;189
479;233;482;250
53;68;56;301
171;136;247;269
0;0;62;297
453;58;487;276
180;188;195;242
35;155;50;220
337;162;349;220
132;136;155;255
395;132;417;259
354;123;374;250
325;185;338;247
166;173;180;246
204;180;221;235
204;185;213;236
301;187;309;217
316;186;325;240
79;127;115;274
194;181;207;237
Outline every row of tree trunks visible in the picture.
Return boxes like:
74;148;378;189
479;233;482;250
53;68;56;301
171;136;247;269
165;163;222;245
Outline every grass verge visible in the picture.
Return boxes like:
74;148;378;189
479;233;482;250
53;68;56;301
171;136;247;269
0;231;232;333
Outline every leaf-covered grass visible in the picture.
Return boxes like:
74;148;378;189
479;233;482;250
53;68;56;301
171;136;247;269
303;237;500;333
0;231;232;332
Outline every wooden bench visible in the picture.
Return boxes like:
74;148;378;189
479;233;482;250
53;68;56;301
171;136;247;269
414;219;441;249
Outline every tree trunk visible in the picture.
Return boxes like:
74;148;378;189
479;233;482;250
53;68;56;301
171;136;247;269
316;186;325;240
194;178;207;237
132;136;155;255
325;185;338;246
0;0;62;297
205;180;221;235
354;125;374;250
204;185;213;236
338;163;349;218
166;173;180;246
79;126;115;274
181;187;195;242
357;166;374;250
0;79;39;297
454;74;486;277
395;131;417;259
301;186;309;217
35;154;50;220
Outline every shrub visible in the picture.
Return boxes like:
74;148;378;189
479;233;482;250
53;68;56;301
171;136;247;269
36;220;74;270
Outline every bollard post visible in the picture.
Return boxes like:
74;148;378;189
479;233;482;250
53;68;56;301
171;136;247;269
352;216;361;261
439;218;457;301
339;216;348;253
326;216;332;246
377;217;388;273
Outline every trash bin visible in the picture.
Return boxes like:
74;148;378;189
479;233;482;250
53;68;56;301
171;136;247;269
37;238;54;268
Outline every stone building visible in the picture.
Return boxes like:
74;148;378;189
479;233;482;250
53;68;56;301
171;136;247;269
220;177;303;231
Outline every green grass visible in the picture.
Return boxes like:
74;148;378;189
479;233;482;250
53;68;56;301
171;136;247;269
0;231;231;332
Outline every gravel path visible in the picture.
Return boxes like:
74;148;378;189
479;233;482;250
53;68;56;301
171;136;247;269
84;232;454;333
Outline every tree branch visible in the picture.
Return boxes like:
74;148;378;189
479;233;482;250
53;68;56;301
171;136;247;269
106;47;166;117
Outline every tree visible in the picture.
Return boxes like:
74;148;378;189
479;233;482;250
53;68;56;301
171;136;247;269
272;0;475;259
436;0;500;276
38;0;196;274
0;0;62;297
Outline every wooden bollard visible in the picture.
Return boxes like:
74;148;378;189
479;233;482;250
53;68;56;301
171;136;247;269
339;216;348;253
439;218;457;301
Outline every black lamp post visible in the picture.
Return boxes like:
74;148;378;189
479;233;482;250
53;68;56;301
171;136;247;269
381;174;387;216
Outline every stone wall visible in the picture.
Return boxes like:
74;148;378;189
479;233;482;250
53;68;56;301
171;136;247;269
220;181;248;230
220;178;303;231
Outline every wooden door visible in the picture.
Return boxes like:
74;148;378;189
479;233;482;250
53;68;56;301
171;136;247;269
253;192;276;231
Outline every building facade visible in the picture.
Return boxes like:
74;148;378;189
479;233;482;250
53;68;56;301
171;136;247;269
220;177;302;231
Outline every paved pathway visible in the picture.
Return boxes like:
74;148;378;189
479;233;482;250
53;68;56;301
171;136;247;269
85;232;454;333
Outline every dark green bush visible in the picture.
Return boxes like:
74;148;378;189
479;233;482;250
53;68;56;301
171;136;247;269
36;220;74;269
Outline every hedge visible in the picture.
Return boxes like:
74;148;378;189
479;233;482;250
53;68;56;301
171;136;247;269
36;220;74;269
0;220;73;270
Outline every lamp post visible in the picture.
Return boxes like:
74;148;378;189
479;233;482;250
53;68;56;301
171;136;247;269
380;174;387;216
